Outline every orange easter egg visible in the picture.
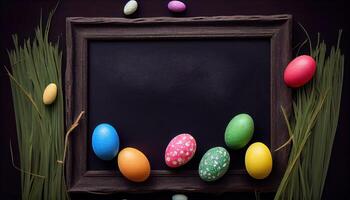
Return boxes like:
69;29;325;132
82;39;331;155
117;147;151;182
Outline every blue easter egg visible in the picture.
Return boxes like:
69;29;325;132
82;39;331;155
92;123;120;160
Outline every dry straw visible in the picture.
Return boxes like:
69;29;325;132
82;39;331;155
275;31;344;199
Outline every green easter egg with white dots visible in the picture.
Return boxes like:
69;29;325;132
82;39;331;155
198;147;230;182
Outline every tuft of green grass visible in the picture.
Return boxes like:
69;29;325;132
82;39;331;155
275;31;344;200
6;9;68;200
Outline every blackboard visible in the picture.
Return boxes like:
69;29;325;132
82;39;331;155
88;39;271;171
65;15;292;194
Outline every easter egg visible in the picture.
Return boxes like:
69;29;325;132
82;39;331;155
245;142;272;179
123;0;138;15
198;147;230;182
165;133;196;168
224;113;254;150
284;55;316;88
92;123;120;160
168;0;186;13
172;194;188;200
42;83;57;105
118;147;151;182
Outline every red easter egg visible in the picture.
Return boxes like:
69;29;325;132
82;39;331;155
283;55;316;88
165;133;196;168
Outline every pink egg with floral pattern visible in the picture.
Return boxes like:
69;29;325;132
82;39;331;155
165;133;197;168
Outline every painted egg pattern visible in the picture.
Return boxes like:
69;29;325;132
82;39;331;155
198;147;230;182
165;133;196;168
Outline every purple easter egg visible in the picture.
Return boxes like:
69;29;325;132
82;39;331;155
168;1;186;13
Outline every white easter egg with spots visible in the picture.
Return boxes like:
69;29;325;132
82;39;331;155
165;133;196;168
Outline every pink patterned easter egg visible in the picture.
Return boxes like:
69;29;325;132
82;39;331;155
165;133;196;168
167;1;186;13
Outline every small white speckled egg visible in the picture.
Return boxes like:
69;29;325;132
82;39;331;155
123;0;138;15
42;83;57;105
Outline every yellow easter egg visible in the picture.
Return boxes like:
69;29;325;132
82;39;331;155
245;142;272;179
43;83;57;105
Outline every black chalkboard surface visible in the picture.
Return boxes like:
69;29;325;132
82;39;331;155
88;39;271;171
65;16;291;193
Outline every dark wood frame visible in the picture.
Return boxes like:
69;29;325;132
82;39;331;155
65;15;292;194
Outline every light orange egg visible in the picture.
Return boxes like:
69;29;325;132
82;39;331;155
42;83;57;105
117;147;151;182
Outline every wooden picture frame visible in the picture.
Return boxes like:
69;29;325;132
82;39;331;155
65;15;292;193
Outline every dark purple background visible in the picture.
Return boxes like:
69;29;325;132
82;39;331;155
0;0;349;199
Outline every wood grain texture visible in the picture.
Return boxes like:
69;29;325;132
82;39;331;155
65;15;292;194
